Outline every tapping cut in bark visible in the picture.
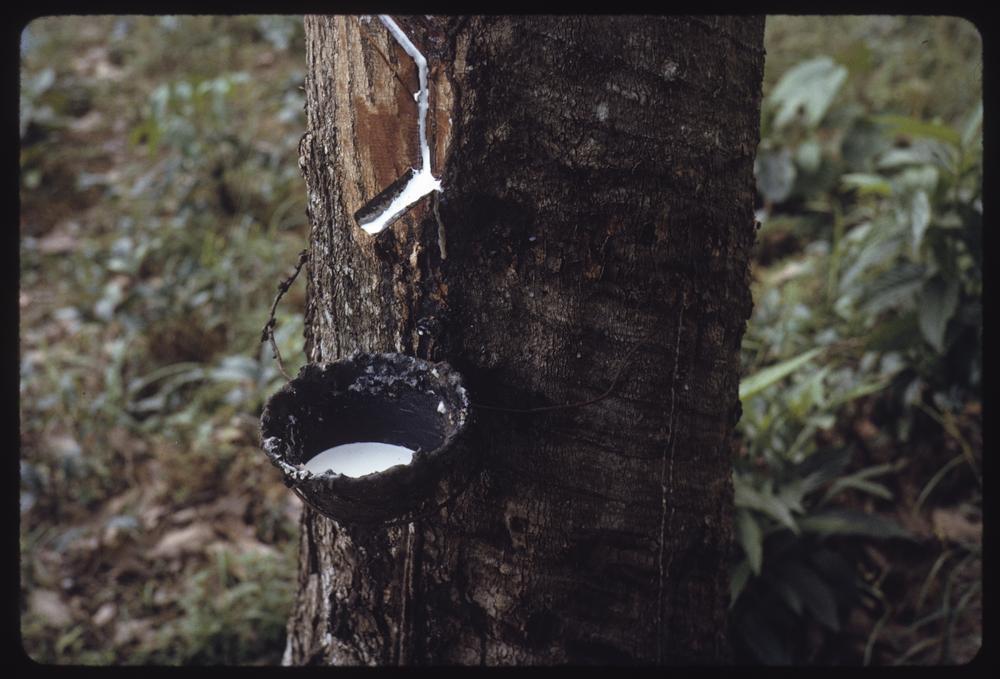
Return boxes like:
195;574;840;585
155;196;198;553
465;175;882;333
355;16;442;235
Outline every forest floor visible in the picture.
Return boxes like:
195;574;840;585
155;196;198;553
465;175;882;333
20;17;309;664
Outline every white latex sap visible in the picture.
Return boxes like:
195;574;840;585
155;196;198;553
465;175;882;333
303;442;414;477
359;15;442;235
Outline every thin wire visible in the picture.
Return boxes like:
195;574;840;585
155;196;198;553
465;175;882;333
261;249;309;381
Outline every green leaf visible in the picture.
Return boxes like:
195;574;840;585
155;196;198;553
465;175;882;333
837;40;874;77
841;173;893;197
767;573;804;616
26;67;56;97
734;481;799;533
877;147;930;170
918;275;960;353
794;447;852;494
770;57;848;129
910;190;931;255
839;234;905;298
736;509;764;574
208;355;260;383
893;161;946;194
874;114;961;146
818;459;903;503
740;347;823;402
776;480;807;515
857;261;926;317
808;547;860;591
795;140;823;173
864;311;919;352
738;609;792;665
756;148;797;203
841;119;893;171
798;509;911;539
823;477;894;503
56;625;85;656
730;560;752;608
896;164;940;193
806;365;830;409
127;362;205;396
784;419;823;463
829;379;890;409
780;562;840;631
961;102;983;148
851;460;906;481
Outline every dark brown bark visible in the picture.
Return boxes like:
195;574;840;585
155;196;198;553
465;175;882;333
283;15;764;665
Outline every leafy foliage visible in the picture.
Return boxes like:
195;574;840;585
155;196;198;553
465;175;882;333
731;16;981;665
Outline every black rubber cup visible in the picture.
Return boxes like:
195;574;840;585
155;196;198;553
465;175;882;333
260;353;471;525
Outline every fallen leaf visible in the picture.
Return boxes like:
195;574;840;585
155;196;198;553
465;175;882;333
66;535;100;557
37;232;78;255
235;535;279;560
72;46;125;81
29;589;73;627
285;493;302;523
770;259;809;285
108;555;150;583
113;618;153;646
104;488;140;517
108;426;149;456
45;433;82;459
853;418;879;441
896;510;934;541
932;507;981;545
140;505;166;530
204;494;248;519
149;524;214;559
171;507;199;525
152;588;174;606
92;602;115;627
215;425;245;445
69;110;104;134
207;538;279;579
101;514;140;547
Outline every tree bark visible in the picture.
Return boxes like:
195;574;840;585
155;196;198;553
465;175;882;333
284;15;764;665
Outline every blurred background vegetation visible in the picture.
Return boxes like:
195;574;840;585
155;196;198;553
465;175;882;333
19;15;981;665
20;16;308;664
733;16;981;665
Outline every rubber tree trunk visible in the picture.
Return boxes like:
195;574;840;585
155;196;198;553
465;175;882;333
284;15;765;665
